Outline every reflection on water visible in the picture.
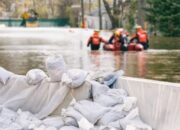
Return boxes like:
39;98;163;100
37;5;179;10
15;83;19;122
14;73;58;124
122;52;148;78
150;36;180;49
0;29;179;83
146;51;180;82
86;51;148;78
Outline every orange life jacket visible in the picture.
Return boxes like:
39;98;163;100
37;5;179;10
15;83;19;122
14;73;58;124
137;31;148;43
91;35;101;45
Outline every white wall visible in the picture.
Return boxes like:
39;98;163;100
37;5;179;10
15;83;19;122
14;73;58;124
116;76;180;130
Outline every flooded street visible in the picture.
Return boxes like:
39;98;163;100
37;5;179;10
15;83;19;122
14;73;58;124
0;28;180;83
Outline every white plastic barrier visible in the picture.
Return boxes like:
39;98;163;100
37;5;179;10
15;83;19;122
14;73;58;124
116;76;180;130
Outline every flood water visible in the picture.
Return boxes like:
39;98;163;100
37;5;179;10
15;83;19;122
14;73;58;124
0;28;179;83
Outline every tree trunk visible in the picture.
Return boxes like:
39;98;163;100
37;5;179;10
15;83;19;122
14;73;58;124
113;0;116;14
81;0;84;25
98;0;102;29
49;0;54;17
103;0;117;29
32;0;36;10
137;0;145;27
89;0;92;14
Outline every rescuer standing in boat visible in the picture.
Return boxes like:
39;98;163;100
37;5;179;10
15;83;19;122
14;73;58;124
130;25;149;50
87;30;107;50
108;28;128;51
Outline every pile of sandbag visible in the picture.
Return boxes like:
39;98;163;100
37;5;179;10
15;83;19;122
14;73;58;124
0;107;64;130
0;81;152;130
0;55;89;120
0;55;152;130
60;81;152;130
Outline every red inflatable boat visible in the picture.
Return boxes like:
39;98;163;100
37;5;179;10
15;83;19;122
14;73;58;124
128;43;144;51
103;43;144;51
103;44;120;51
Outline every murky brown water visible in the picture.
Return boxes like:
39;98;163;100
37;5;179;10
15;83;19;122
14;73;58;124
0;28;179;83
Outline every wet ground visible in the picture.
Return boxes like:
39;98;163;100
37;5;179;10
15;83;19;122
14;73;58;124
0;28;179;83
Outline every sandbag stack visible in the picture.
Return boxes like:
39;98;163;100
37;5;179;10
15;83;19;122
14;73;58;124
60;81;152;130
0;55;152;130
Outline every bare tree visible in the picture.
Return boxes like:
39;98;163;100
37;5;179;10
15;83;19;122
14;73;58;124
0;0;80;22
31;0;36;10
47;0;55;18
0;0;13;11
103;0;131;28
89;0;92;13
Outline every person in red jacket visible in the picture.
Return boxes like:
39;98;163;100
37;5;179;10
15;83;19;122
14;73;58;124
130;25;149;50
108;29;128;51
87;30;107;50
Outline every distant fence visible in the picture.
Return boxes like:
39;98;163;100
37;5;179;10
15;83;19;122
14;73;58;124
0;18;69;27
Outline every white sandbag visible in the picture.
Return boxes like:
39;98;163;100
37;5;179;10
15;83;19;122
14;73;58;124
0;108;20;129
60;126;80;130
63;104;106;129
91;70;124;87
3;85;37;110
97;109;126;125
94;94;120;107
46;55;67;82
67;69;88;88
120;108;152;130
62;106;83;121
94;89;124;107
108;120;123;130
103;72;116;85
30;124;56;130
103;70;124;86
97;104;126;126
16;109;42;129
78;117;94;130
61;73;72;87
74;100;109;124
122;97;137;112
0;74;70;119
125;125;137;130
125;118;152;130
0;67;13;85
46;126;58;130
120;108;139;129
107;89;127;98
91;81;109;98
90;126;117;130
62;107;83;127
124;118;152;130
33;125;46;130
87;70;112;83
0;75;30;106
0;122;22;130
43;116;64;128
99;126;117;130
0;117;12;128
69;98;77;106
35;82;70;119
26;69;47;85
0;107;17;121
63;117;78;127
113;88;128;97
